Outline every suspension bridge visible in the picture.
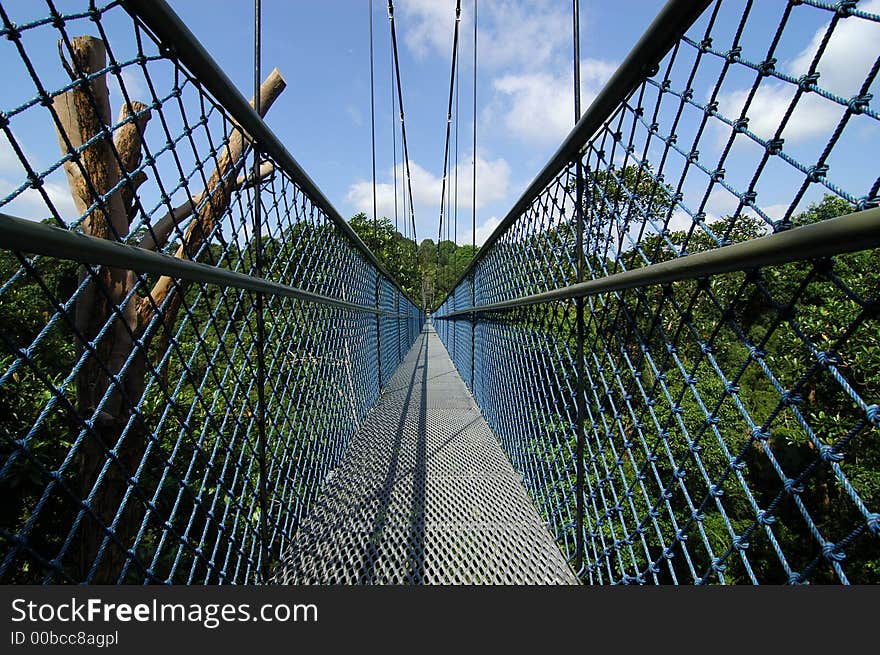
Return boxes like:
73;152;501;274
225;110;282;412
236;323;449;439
0;0;878;585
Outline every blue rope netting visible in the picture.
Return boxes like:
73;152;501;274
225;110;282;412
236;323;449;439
0;0;422;583
436;0;880;584
1;0;878;586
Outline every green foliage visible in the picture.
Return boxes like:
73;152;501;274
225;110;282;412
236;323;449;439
535;193;880;582
2;194;875;583
349;213;477;309
0;243;80;581
0;221;366;582
349;213;421;298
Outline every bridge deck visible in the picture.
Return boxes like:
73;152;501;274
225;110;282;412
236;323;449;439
274;323;577;584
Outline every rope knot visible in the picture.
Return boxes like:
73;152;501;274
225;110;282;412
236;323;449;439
797;71;820;92
819;444;844;462
766;137;785;154
848;93;872;114
751;427;771;441
758;57;777;76
822;542;845;562
835;0;857;17
807;164;829;182
757;510;776;526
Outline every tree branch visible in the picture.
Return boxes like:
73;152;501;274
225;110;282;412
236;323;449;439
140;68;286;330
112;100;151;224
137;160;275;252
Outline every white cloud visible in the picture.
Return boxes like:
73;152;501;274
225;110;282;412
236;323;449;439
739;202;796;225
346;178;398;221
0;132;21;174
717;84;840;142
759;202;793;222
397;0;461;60
396;0;617;148
667;209;695;232
346;154;511;221
0;177;78;222
492;72;569;143
789;1;880;99
477;1;569;71
397;0;570;71
679;189;800;227
580;58;619;88
491;58;616;145
460;214;501;246
703;187;799;223
440;155;511;209
705;187;739;217
109;68;147;105
716;2;880;143
473;214;501;245
406;159;446;206
0;133;78;221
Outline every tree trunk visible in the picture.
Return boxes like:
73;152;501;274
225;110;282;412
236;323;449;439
54;36;147;582
53;37;286;582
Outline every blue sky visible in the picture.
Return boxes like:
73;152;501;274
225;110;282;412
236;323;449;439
172;0;670;245
1;1;878;247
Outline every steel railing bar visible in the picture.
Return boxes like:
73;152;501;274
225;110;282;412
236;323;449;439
0;212;408;317
438;206;880;317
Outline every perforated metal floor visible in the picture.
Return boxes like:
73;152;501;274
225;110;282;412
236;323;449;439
274;323;578;584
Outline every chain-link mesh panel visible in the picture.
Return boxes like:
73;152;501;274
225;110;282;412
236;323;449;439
0;0;423;584
436;0;879;584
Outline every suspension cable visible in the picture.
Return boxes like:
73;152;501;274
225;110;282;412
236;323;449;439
253;0;269;584
387;0;419;281
369;0;382;387
454;34;460;246
472;0;477;253
369;0;378;249
572;0;586;578
437;0;462;262
391;36;399;237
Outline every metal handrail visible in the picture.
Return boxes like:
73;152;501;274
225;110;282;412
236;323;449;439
437;0;711;304
0;212;409;316
122;0;419;307
439;206;880;317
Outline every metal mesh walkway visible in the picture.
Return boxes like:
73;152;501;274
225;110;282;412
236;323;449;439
273;323;578;584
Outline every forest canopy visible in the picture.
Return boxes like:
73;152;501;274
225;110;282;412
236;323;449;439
348;212;477;310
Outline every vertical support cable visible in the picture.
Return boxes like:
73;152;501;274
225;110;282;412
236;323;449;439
454;39;460;246
387;1;419;302
389;41;401;365
369;0;382;387
452;48;459;362
437;1;462;272
470;0;477;392
391;42;399;236
572;0;585;576
253;0;270;583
